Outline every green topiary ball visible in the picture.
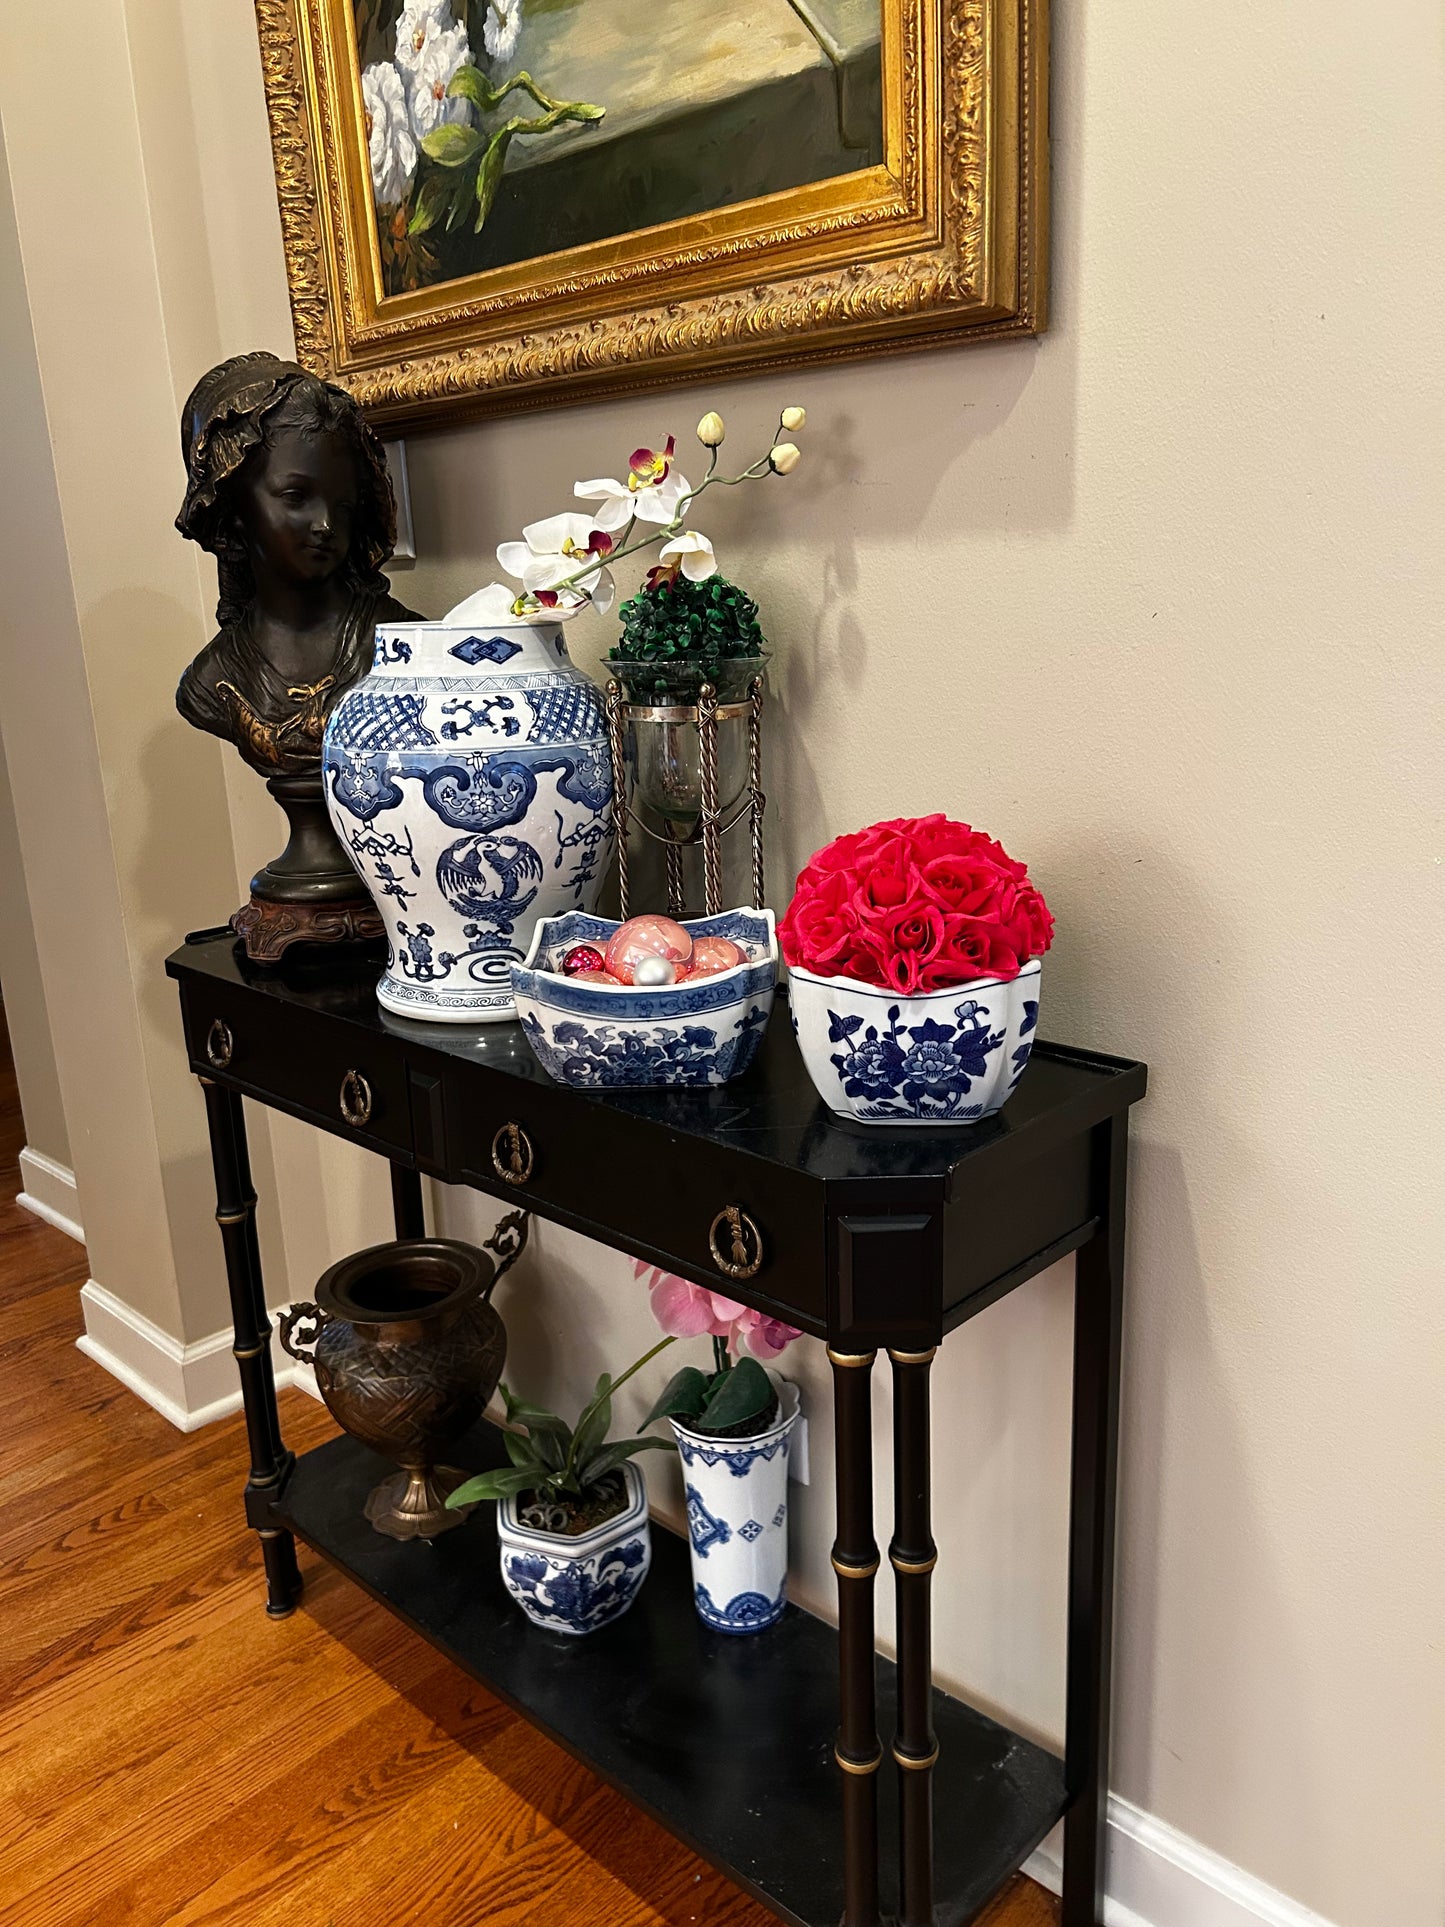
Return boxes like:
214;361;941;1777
610;573;766;668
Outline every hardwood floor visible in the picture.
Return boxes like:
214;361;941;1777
0;1004;1056;1926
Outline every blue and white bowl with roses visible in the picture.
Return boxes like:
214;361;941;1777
787;958;1042;1125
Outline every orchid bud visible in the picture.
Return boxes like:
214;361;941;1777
696;410;726;447
769;442;802;475
780;405;806;431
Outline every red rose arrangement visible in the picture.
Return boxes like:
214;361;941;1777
778;815;1054;995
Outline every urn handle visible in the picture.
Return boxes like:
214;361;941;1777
709;1205;764;1281
278;1301;329;1363
205;1019;234;1070
491;1122;535;1187
482;1209;531;1288
340;1069;373;1128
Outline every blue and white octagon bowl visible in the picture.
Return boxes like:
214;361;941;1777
511;908;777;1088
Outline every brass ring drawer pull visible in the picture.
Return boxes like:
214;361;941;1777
205;1019;234;1070
339;1069;373;1128
492;1122;534;1187
709;1205;764;1280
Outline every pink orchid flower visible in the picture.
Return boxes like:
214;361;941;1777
635;1261;801;1360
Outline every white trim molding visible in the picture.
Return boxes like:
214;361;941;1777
75;1285;321;1434
1026;1795;1342;1927
16;1145;84;1243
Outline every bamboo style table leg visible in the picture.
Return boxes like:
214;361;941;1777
1061;1112;1128;1926
201;1078;301;1617
390;1163;426;1241
829;1346;882;1927
889;1346;939;1927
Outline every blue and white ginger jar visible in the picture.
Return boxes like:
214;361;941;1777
672;1378;799;1635
496;1460;652;1636
322;613;613;1022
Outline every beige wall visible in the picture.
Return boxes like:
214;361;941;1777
0;724;68;1167
1;3;1441;1925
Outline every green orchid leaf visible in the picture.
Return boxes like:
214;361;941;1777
580;1437;678;1486
701;1355;773;1429
641;1365;709;1429
445;1465;537;1508
501;1426;537;1470
567;1372;613;1475
421;123;485;168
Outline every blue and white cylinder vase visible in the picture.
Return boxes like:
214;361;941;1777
671;1379;800;1635
322;617;613;1022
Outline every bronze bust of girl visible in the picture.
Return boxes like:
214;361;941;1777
176;352;421;958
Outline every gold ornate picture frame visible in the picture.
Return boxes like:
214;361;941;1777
256;0;1048;428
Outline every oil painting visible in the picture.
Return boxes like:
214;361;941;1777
354;0;884;291
255;0;1047;424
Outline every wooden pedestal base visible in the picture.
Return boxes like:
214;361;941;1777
231;894;384;963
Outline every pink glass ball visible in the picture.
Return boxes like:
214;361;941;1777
569;969;617;985
604;914;693;985
561;944;606;977
687;936;745;977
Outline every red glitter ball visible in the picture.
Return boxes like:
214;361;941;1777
561;944;606;977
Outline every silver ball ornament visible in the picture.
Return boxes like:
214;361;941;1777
633;954;677;987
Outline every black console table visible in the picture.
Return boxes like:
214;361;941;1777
168;931;1146;1927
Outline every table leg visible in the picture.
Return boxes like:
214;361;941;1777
390;1162;426;1241
200;1077;301;1618
828;1346;882;1927
1062;1112;1128;1925
890;1346;938;1927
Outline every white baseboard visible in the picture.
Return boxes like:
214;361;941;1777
76;1283;322;1434
16;1145;84;1243
1026;1795;1341;1927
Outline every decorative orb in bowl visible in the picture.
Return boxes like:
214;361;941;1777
511;908;778;1088
787;959;1041;1126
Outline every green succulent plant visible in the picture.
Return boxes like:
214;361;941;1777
446;1337;677;1525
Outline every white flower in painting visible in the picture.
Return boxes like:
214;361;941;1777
573;467;693;532
656;530;718;581
497;514;617;615
483;0;523;65
407;24;476;140
361;62;417;209
395;0;457;91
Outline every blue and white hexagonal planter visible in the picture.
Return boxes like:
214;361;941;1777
496;1460;652;1636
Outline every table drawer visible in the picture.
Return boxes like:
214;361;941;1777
180;980;413;1158
443;1071;825;1328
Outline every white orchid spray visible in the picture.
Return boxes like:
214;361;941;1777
491;408;808;620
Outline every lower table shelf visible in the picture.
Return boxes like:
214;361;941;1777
274;1429;1068;1927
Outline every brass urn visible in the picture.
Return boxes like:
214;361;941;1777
279;1232;515;1540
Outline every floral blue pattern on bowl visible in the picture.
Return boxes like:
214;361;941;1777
788;958;1042;1125
496;1459;652;1636
511;908;778;1088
